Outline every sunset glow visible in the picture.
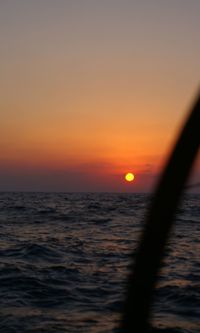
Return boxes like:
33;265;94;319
0;1;199;192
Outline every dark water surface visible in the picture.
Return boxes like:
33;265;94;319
0;192;199;333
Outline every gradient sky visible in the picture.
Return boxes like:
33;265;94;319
0;0;199;192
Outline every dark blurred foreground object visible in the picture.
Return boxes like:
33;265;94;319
122;92;200;332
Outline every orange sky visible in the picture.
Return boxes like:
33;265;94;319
0;1;199;191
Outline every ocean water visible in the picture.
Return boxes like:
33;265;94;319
0;192;199;333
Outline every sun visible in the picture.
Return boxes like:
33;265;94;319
125;172;135;182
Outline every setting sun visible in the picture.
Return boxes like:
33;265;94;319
125;173;135;182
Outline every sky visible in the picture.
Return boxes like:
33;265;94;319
0;0;199;192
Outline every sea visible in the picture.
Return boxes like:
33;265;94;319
0;192;199;333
